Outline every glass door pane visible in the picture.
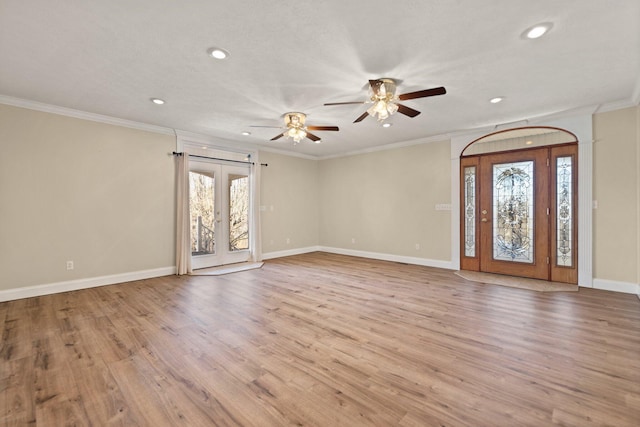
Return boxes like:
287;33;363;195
492;160;534;263
228;173;249;252
189;170;216;256
464;166;477;258
556;156;573;267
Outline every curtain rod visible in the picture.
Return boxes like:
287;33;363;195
172;152;267;166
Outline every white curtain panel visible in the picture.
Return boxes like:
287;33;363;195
175;153;192;275
250;154;262;262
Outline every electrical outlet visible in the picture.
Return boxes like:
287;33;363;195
351;238;356;244
415;243;420;250
286;238;290;244
66;261;74;270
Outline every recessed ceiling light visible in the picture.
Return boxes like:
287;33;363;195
150;98;165;105
382;123;392;128
523;23;553;39
207;47;229;59
490;97;504;104
241;131;251;136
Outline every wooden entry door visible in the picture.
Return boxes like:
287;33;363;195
460;144;578;283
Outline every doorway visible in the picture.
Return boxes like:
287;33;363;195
460;128;578;284
189;160;251;269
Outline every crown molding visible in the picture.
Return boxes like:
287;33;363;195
3;94;636;163
318;134;451;160
175;129;261;153
258;145;320;160
0;94;175;135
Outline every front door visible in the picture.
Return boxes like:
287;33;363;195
461;144;578;283
189;161;251;269
480;148;549;279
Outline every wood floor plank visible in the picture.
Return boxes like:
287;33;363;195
1;252;639;426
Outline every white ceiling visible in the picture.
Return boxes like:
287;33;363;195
1;0;639;158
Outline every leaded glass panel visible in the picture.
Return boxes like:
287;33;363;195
464;166;476;257
556;156;573;267
492;161;534;263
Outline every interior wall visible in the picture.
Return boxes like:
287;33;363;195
0;104;176;291
593;105;640;285
318;141;451;263
259;151;319;254
2;101;639;296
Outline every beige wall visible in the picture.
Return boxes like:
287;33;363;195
318;141;451;261
593;106;640;284
259;151;319;253
2;102;639;295
0;104;176;290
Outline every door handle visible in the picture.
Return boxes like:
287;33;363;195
482;209;488;215
481;218;488;222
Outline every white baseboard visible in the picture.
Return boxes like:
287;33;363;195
591;278;639;296
319;246;454;270
0;266;175;302
261;246;322;260
262;245;453;270
4;262;636;303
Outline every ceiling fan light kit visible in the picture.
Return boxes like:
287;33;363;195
324;78;446;124
261;112;339;145
253;78;445;145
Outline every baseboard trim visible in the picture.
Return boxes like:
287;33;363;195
591;278;639;295
318;246;454;270
261;246;322;260
4;262;636;302
0;267;176;302
262;246;453;270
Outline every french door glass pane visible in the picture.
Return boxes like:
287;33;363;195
556;156;573;267
189;171;215;255
228;174;249;251
492;161;534;263
464;166;476;257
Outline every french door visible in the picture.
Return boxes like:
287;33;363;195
189;161;250;269
460;144;578;283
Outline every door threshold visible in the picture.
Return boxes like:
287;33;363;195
191;262;264;276
455;270;578;292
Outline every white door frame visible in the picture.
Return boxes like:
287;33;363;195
451;114;593;287
189;161;251;269
177;133;262;266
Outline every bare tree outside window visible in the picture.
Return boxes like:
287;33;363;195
229;175;249;251
189;171;215;255
189;171;249;255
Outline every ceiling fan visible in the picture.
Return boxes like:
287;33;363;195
324;78;446;123
252;112;339;144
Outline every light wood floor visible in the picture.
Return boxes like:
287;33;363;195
2;252;639;426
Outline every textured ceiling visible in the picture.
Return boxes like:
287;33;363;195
1;0;638;158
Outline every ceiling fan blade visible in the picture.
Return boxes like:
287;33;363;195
369;79;384;97
353;111;369;123
397;103;421;118
307;125;339;131
324;101;366;106
398;86;446;101
305;132;321;142
270;132;286;141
